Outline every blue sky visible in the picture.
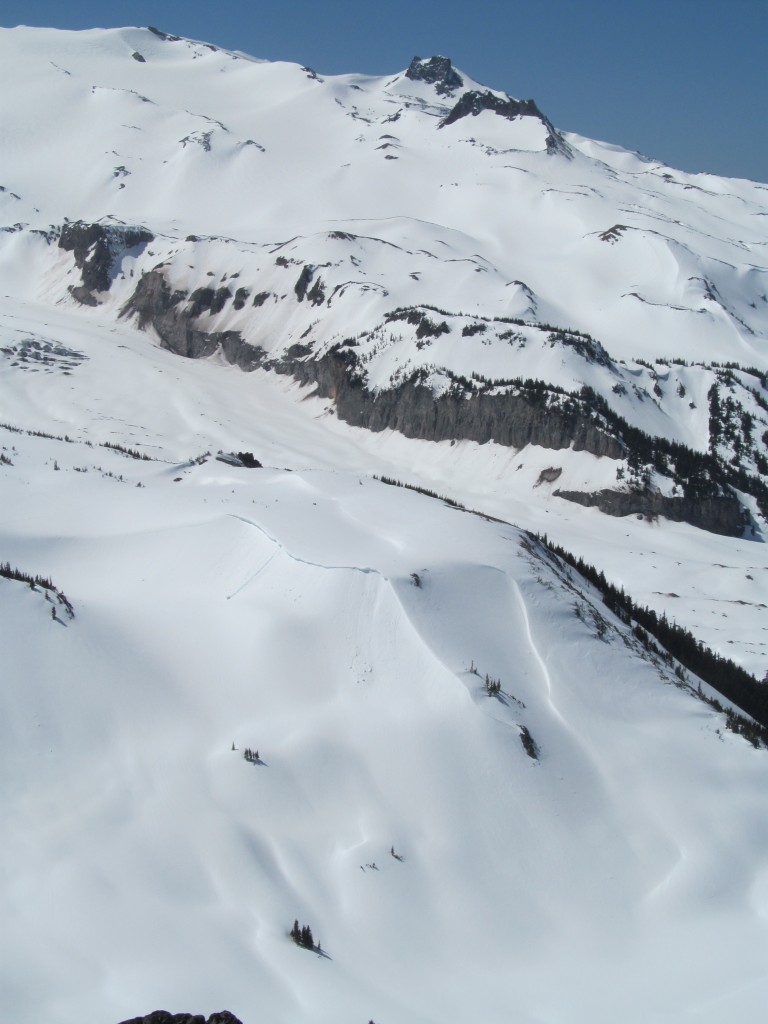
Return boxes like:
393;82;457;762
3;0;766;181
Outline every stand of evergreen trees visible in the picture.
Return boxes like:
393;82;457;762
0;562;74;618
376;366;768;517
0;420;157;461
534;532;768;743
579;384;768;515
484;673;501;697
374;474;465;509
290;920;315;950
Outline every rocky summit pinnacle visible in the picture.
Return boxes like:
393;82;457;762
404;55;464;95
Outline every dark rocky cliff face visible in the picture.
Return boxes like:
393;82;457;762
405;55;464;95
121;270;620;457
440;90;542;127
554;487;747;537
118;266;747;537
121;270;264;370
59;221;153;302
438;90;571;156
276;346;622;457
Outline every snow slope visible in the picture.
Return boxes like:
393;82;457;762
4;422;768;1024
2;25;768;1024
2;298;768;1024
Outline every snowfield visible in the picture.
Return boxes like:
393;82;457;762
1;25;768;1024
3;304;768;1024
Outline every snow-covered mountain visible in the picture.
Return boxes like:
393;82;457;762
2;26;768;1024
3;25;767;539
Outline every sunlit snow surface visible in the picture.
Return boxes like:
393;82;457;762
2;298;768;1024
1;25;768;1024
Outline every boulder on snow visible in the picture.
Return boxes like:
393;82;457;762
215;452;262;468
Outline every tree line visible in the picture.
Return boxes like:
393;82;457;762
534;533;768;743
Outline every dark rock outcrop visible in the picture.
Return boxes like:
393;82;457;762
118;272;746;536
117;1012;242;1024
294;265;313;301
536;467;563;485
68;285;99;306
188;286;232;318
216;451;262;468
439;91;570;155
405;56;464;96
121;270;618;457
59;221;153;301
294;265;325;304
233;287;250;310
147;27;181;42
440;90;543;127
121;270;264;370
554;487;746;537
277;347;622;458
386;307;449;339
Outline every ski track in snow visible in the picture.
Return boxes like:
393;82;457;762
512;579;555;706
226;513;382;580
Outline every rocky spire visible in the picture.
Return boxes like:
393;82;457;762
404;55;464;96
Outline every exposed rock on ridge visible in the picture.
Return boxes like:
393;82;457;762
439;91;571;155
120;267;620;457
121;269;264;370
294;264;326;305
59;220;153;303
277;346;623;457
405;55;464;95
440;90;542;127
554;487;746;537
111;246;753;538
